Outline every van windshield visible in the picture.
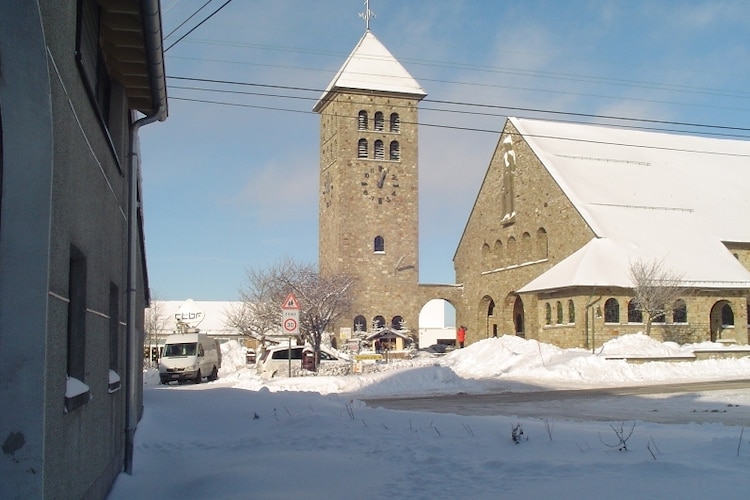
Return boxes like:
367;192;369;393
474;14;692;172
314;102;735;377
164;343;197;357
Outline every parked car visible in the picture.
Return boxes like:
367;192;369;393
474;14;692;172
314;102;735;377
245;348;256;364
256;345;344;379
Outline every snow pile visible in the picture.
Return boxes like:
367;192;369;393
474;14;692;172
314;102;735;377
115;333;750;500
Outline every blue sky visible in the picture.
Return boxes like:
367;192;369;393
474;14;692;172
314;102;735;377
141;0;750;300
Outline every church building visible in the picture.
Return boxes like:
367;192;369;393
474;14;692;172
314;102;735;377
456;118;750;348
315;26;750;349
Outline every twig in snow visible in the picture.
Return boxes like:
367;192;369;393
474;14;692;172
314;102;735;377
599;422;636;451
544;419;553;441
648;435;662;455
737;427;745;457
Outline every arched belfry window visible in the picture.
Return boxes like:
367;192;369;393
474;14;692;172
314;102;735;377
357;139;368;159
358;110;368;130
389;141;400;161
374;140;385;159
374;235;385;252
374;111;384;131
390;113;400;132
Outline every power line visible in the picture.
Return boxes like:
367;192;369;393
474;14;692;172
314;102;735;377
165;0;235;53
168;96;750;156
166;75;750;137
164;0;214;41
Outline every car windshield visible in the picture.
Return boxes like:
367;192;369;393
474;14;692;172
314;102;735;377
163;342;197;357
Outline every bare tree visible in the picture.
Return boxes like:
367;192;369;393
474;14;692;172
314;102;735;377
630;259;692;337
225;264;287;345
144;298;171;363
230;257;356;369
272;259;356;369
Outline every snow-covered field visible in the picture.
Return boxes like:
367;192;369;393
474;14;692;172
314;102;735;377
108;334;750;499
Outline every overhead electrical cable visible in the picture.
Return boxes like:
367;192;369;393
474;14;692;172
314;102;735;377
164;0;235;53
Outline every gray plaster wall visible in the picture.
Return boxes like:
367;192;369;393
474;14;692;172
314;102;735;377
1;2;146;498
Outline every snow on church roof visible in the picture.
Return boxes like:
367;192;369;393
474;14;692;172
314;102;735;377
513;117;750;292
313;31;426;112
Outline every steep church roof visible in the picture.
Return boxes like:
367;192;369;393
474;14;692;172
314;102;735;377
313;31;426;112
512;117;750;292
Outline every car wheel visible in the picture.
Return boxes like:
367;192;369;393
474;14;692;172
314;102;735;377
209;366;218;381
194;369;202;384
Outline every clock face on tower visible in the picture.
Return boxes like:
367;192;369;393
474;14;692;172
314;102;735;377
362;165;399;205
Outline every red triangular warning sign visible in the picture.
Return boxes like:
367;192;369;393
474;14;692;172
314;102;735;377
281;292;300;310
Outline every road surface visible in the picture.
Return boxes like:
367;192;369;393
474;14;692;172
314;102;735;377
363;379;750;425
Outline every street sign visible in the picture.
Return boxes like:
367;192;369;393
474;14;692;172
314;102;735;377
281;292;300;335
281;292;300;310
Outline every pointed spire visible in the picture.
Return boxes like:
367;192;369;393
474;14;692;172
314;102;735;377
358;0;375;32
312;31;427;112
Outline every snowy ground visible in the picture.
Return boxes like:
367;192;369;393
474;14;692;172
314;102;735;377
108;334;750;499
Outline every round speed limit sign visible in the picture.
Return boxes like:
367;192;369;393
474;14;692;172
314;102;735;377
283;318;298;334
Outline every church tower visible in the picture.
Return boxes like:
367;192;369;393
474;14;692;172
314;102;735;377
313;29;427;337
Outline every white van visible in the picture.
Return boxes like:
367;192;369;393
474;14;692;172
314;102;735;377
159;333;222;384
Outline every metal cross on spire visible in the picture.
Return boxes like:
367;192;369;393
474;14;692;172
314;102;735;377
359;0;375;31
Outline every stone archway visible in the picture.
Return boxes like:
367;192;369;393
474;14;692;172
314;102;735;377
477;295;497;339
709;300;734;342
512;295;525;338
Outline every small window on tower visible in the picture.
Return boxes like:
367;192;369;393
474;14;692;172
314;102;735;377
374;235;385;253
389;141;400;161
374;111;384;131
358;110;368;130
374;140;384;159
358;139;368;159
390;113;400;132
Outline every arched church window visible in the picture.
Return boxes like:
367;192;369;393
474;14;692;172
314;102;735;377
507;236;517;264
358;110;368;130
374;140;385;159
721;303;734;327
354;315;367;333
374;235;385;252
358;138;368;159
673;299;687;323
389;141;400;161
628;299;642;323
373;315;385;330
493;240;503;267
521;232;532;262
556;301;563;324
391;316;404;330
390;113;400;132
536;228;548;260
544;303;551;325
374;111;384;131
604;298;620;323
568;300;575;324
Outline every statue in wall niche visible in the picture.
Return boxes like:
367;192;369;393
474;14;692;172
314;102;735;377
501;135;516;222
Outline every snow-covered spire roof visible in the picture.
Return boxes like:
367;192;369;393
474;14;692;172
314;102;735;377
313;31;426;112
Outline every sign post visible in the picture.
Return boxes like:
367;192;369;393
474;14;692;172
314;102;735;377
281;293;301;376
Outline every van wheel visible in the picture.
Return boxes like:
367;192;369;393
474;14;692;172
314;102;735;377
208;366;218;381
194;369;202;384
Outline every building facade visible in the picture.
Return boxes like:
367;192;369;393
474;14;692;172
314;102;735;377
0;2;166;498
455;118;750;348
